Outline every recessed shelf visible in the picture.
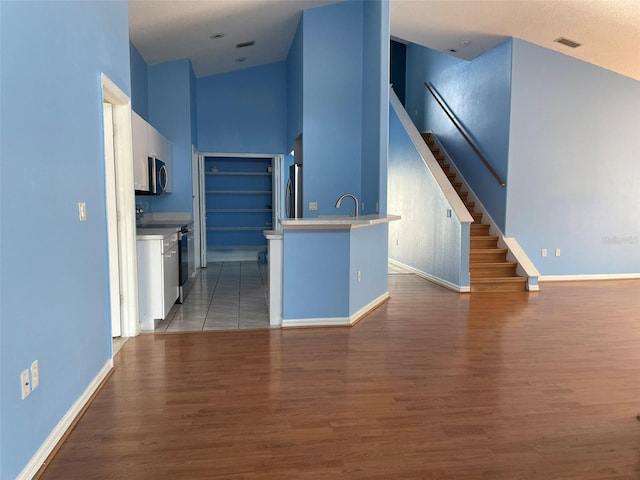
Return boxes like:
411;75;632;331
206;172;272;176
204;156;274;254
207;226;268;231
208;244;267;250
206;190;272;195
207;209;272;213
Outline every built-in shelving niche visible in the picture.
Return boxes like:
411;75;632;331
204;156;273;261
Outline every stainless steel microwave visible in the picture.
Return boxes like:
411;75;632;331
137;157;168;195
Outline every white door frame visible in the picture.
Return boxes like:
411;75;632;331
101;73;140;339
191;145;202;270
198;154;207;268
102;103;122;337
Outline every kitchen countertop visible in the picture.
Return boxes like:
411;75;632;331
136;227;179;240
279;214;401;230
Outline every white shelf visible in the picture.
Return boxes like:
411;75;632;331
206;190;272;195
207;209;272;213
206;172;271;176
207;226;268;231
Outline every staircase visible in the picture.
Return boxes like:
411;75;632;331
421;132;527;292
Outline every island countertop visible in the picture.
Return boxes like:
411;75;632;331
279;214;400;230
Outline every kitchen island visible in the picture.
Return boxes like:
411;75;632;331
268;214;399;328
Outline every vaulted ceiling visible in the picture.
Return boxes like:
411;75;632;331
129;0;640;81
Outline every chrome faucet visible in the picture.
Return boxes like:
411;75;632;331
335;193;359;217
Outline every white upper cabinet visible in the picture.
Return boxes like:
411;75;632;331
132;111;149;192
131;111;173;193
148;125;172;192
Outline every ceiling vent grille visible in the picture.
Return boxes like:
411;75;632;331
236;41;255;49
554;37;582;48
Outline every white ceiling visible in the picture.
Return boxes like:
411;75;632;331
129;0;640;81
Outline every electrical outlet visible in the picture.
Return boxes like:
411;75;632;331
309;202;317;211
357;271;362;283
31;360;39;390
555;249;561;257
78;202;87;222
541;249;547;257
21;370;30;399
375;202;379;212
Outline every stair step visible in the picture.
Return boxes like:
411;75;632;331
470;235;499;248
470;248;508;262
447;172;457;181
470;262;517;277
471;277;528;292
452;181;462;190
471;212;483;222
465;201;476;210
459;191;469;201
470;223;490;235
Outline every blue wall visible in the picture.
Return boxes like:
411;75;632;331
281;0;390;321
130;42;149;120
282;230;351;319
405;44;464;131
388;103;469;288
147;59;196;213
302;1;364;216
286;19;303;153
0;1;130;477
407;40;513;232
361;0;389;216
507;39;640;276
349;224;389;314
197;62;287;154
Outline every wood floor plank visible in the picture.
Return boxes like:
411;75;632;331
39;276;640;479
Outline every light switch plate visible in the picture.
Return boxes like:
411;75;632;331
309;202;317;211
78;202;87;222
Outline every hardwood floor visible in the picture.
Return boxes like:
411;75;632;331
39;275;640;479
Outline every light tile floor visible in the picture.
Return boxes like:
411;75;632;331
154;261;274;332
153;262;412;333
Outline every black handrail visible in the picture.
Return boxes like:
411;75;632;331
424;82;505;187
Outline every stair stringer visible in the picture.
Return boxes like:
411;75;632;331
426;131;540;291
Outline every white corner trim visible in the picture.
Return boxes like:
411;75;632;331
17;360;113;480
389;259;470;293
539;273;640;282
282;292;390;328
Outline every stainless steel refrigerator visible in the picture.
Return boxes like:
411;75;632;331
286;163;302;218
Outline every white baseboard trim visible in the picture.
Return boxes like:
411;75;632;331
388;259;470;293
17;359;113;480
351;292;390;325
539;273;640;282
282;316;351;328
282;292;390;328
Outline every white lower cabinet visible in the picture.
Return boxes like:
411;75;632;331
137;232;179;331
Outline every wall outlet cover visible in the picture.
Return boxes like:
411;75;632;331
31;360;39;390
21;369;30;399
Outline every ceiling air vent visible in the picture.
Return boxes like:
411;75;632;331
554;37;582;48
236;40;255;49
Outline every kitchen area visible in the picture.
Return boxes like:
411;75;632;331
131;110;271;333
